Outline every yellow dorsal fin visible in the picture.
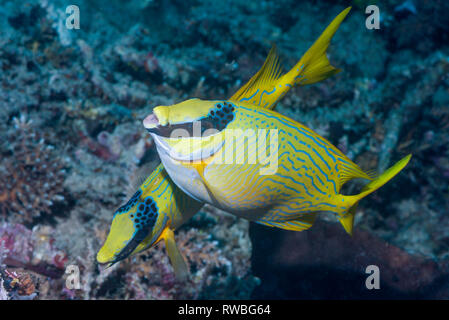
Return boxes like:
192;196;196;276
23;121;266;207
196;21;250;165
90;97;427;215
126;161;160;198
230;45;283;103
229;7;351;110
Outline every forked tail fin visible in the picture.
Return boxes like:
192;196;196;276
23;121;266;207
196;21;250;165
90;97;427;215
282;6;351;86
338;154;412;235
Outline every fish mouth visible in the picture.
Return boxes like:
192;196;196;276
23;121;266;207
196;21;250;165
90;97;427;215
97;261;114;270
102;228;151;267
143;113;160;128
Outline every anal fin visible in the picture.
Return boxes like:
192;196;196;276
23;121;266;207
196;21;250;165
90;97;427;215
256;212;317;232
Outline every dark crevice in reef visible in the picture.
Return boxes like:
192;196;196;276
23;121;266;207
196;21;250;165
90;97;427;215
250;220;449;299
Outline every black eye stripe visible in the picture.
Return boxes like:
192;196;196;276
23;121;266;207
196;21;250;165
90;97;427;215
147;102;236;137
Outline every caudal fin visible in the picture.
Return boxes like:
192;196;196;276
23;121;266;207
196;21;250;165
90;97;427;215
283;7;351;86
338;154;412;235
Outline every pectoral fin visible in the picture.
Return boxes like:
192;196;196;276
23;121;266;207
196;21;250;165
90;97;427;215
162;228;189;281
189;160;222;208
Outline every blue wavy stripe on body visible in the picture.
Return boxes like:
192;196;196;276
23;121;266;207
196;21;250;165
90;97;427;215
239;106;340;165
220;164;258;195
284;200;340;215
152;178;166;194
290;144;338;194
280;160;302;173
142;165;163;188
274;201;314;214
297;127;337;163
258;88;276;106
232;174;293;205
157;181;170;198
262;177;305;196
239;89;260;102
274;172;314;198
312;148;332;171
304;172;326;195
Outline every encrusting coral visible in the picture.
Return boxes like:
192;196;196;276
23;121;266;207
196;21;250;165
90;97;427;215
0;115;67;223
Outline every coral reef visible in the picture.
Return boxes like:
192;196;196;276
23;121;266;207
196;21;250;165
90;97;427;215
0;115;67;223
0;0;448;299
0;269;37;300
0;222;67;300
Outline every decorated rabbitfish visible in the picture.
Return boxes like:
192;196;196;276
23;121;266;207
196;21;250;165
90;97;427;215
95;8;349;277
143;7;412;235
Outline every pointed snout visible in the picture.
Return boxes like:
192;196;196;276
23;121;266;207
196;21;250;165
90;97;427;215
143;113;159;129
96;245;114;265
144;106;170;129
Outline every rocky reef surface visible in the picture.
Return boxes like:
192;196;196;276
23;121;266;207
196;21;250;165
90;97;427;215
0;0;448;299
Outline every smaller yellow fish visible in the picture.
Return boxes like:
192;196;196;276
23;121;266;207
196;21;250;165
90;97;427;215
96;164;202;280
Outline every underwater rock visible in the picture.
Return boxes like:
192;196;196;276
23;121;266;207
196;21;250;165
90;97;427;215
0;116;67;224
250;219;449;299
0;223;67;280
0;268;38;300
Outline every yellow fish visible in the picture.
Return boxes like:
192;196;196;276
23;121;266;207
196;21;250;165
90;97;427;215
97;7;351;276
143;7;412;235
96;164;202;280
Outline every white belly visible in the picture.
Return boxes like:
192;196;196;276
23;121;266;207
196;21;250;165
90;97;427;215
157;145;212;203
